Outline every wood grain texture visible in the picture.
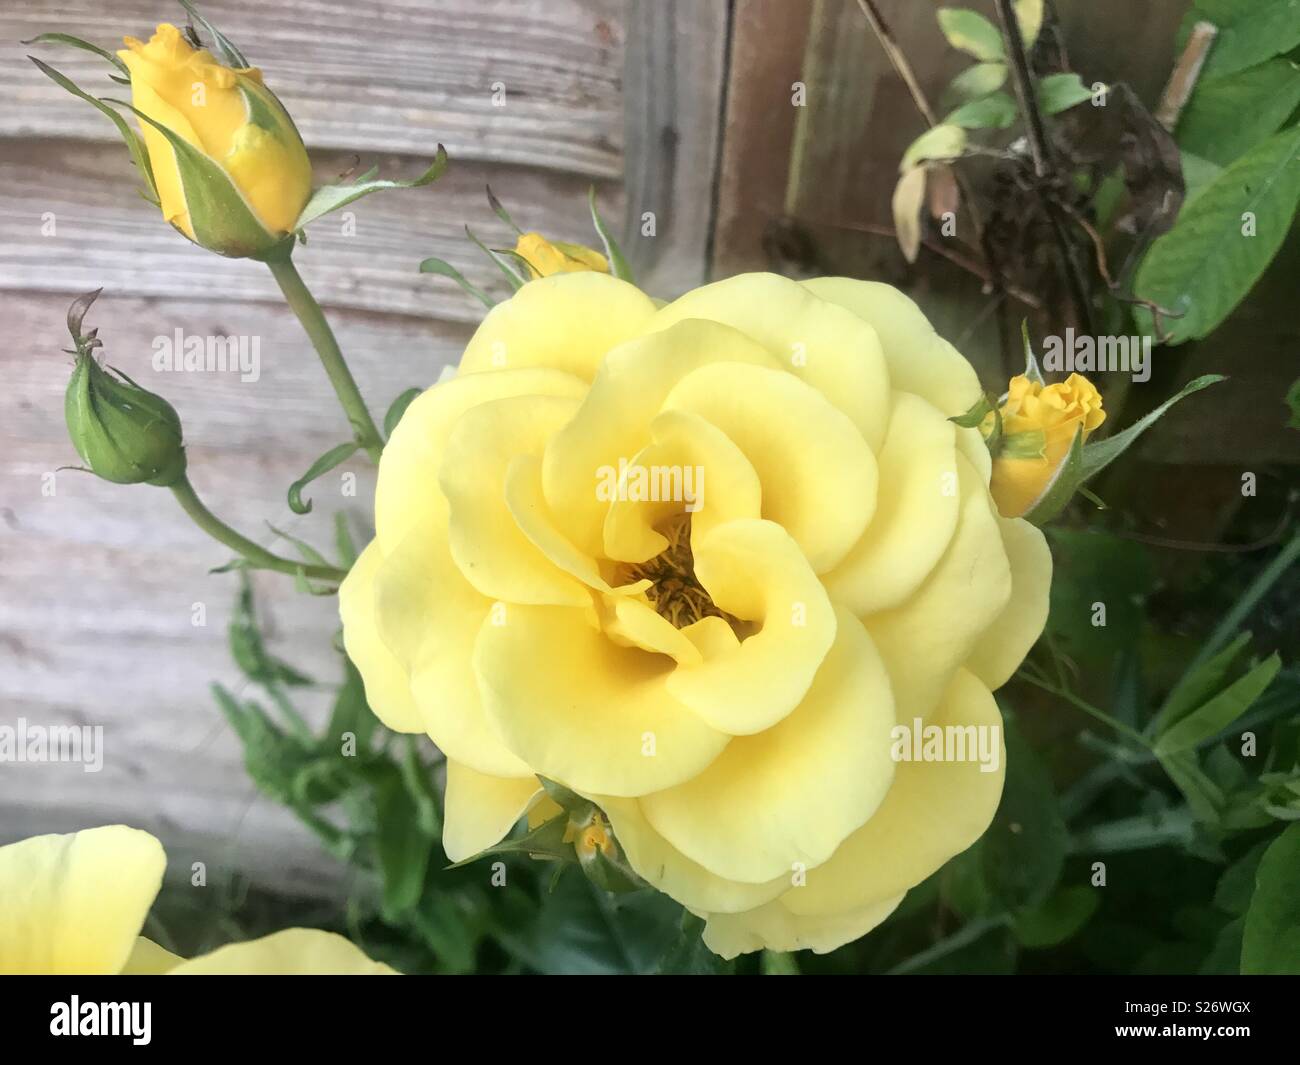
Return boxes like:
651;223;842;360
0;138;620;323
5;0;626;177
622;0;730;296
710;0;814;279
0;290;473;885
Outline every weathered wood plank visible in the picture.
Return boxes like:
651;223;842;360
0;289;471;887
710;0;815;279
4;0;626;177
621;0;729;297
0;138;621;321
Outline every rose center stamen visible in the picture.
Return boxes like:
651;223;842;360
621;513;734;630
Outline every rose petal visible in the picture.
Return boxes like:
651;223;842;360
650;273;891;452
0;826;164;974
643;608;896;883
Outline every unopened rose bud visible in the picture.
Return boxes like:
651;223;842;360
63;291;186;487
513;231;609;279
985;372;1105;518
117;23;312;258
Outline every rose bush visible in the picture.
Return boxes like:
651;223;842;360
340;271;1052;957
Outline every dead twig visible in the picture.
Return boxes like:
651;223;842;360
993;0;1095;335
1060;203;1184;340
815;217;1043;309
1155;22;1218;131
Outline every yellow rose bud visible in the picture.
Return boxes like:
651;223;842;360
341;272;1056;959
986;373;1106;518
117;23;312;257
514;231;609;279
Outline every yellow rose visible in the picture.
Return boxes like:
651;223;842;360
117;23;312;257
514;231;609;278
987;373;1106;518
0;825;395;974
340;272;1052;958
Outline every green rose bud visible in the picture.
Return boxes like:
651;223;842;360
63;291;187;487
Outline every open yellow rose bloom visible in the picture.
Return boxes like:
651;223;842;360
0;825;393;974
118;23;312;255
340;271;1052;957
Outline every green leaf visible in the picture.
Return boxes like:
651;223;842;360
946;91;1017;130
383;387;422;438
1021;424;1084;525
1214;840;1271;915
369;762;435;918
333;512;358;568
418;257;494;310
538;777;596;820
580;845;644;894
1179;1;1300;79
485;185;523;234
326;656;376;752
1014;886;1099;948
23;33;130;76
287;441;358;515
1014;0;1044;48
937;8;1005;62
1135;125;1300;343
448;814;573;868
1287;377;1300;429
900;124;968;170
1001;428;1047;459
464;225;527;289
949;393;994;429
28;59;157;203
1241;823;1300;973
656;911;732;974
1020;319;1045;385
1179;150;1224;210
588;185;634;283
1155;654;1282;755
1177;59;1300;165
1152;631;1253;736
943;62;1008;108
212;684;312;804
228;574;312;687
266;522;332;570
1080;375;1226;477
982;720;1067;909
294;146;448;231
1158;750;1226;822
1035;73;1095;115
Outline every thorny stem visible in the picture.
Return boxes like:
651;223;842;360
170;475;346;583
